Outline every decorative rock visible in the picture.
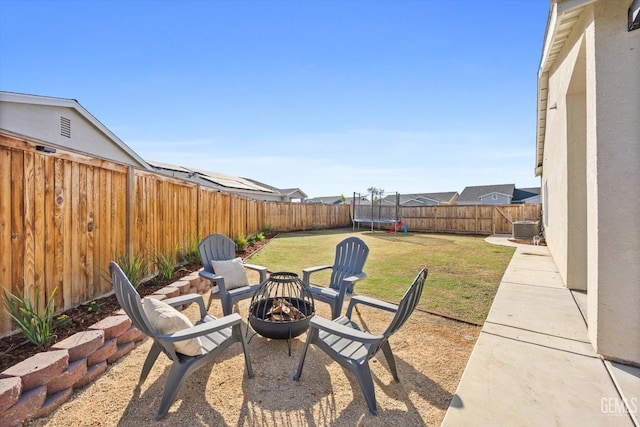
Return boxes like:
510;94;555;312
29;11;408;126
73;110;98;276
87;338;117;366
0;376;22;413
186;274;201;287
1;350;68;391
74;361;107;389
51;330;104;362
188;286;198;294
35;387;73;418
116;325;145;344
194;278;207;292
153;286;179;298
89;315;132;340
46;359;87;395
114;308;127;316
171;280;191;294
1;385;46;427
107;341;136;364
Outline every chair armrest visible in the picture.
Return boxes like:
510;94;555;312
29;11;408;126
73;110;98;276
342;272;366;284
310;316;382;344
302;265;333;284
243;263;268;282
199;270;222;284
162;294;207;318
160;313;243;342
346;295;398;318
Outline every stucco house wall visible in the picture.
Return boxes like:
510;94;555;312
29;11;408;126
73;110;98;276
0;92;151;170
538;0;640;365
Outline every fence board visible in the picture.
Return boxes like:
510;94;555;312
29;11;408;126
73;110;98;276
0;147;12;333
0;132;539;337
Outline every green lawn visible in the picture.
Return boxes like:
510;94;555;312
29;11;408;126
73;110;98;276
247;228;515;325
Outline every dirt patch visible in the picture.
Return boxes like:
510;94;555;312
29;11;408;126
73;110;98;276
9;235;480;425
25;293;479;426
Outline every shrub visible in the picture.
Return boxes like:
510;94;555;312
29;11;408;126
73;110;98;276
115;251;148;289
234;234;249;251
2;286;59;347
181;235;201;265
154;245;178;281
260;224;274;236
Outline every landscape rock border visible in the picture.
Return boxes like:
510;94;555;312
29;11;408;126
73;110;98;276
0;271;211;427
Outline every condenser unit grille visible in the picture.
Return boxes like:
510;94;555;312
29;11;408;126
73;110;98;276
513;221;540;239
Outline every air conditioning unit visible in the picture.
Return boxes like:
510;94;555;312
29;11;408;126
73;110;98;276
513;221;540;239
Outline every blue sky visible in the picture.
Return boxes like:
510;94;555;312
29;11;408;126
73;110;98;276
0;0;548;198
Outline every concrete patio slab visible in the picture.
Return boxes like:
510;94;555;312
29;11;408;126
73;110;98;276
442;332;634;427
501;267;565;288
482;322;596;357
506;251;559;272
486;282;590;342
606;362;640;425
443;238;640;426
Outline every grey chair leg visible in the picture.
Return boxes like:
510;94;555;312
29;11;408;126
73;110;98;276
353;362;378;415
236;325;255;378
293;328;317;380
156;363;190;420
221;295;233;316
380;341;399;381
139;343;162;385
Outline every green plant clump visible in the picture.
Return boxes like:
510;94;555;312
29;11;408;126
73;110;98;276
116;251;148;289
2;286;59;346
234;234;249;251
260;224;274;236
181;235;201;265
154;245;178;281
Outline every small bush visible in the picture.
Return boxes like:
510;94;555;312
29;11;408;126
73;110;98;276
154;245;178;281
254;232;265;241
234;234;249;251
260;224;274;236
181;235;201;265
116;252;148;289
2;286;58;347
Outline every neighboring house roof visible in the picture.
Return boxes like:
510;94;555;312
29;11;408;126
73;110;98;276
306;195;370;205
306;196;343;205
243;179;308;200
457;184;516;204
536;0;596;176
149;160;275;193
0;91;153;171
513;187;541;203
149;160;307;202
385;192;459;206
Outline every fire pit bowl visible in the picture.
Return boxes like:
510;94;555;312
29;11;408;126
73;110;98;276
248;272;315;341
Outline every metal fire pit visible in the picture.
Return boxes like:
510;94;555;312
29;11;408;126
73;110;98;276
248;272;315;355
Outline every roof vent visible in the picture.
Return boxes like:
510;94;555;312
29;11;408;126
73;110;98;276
60;116;71;138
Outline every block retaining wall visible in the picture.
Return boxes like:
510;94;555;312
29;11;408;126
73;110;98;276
0;272;211;427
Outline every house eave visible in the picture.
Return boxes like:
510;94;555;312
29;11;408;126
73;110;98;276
536;0;595;178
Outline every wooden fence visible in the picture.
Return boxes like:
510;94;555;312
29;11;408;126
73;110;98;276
0;133;541;336
400;204;541;235
0;135;350;336
354;203;541;235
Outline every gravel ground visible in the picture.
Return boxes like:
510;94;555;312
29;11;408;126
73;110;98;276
26;284;479;427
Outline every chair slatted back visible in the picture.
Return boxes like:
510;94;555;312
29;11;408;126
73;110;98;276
109;261;156;338
199;234;237;276
330;237;369;291
382;268;428;338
